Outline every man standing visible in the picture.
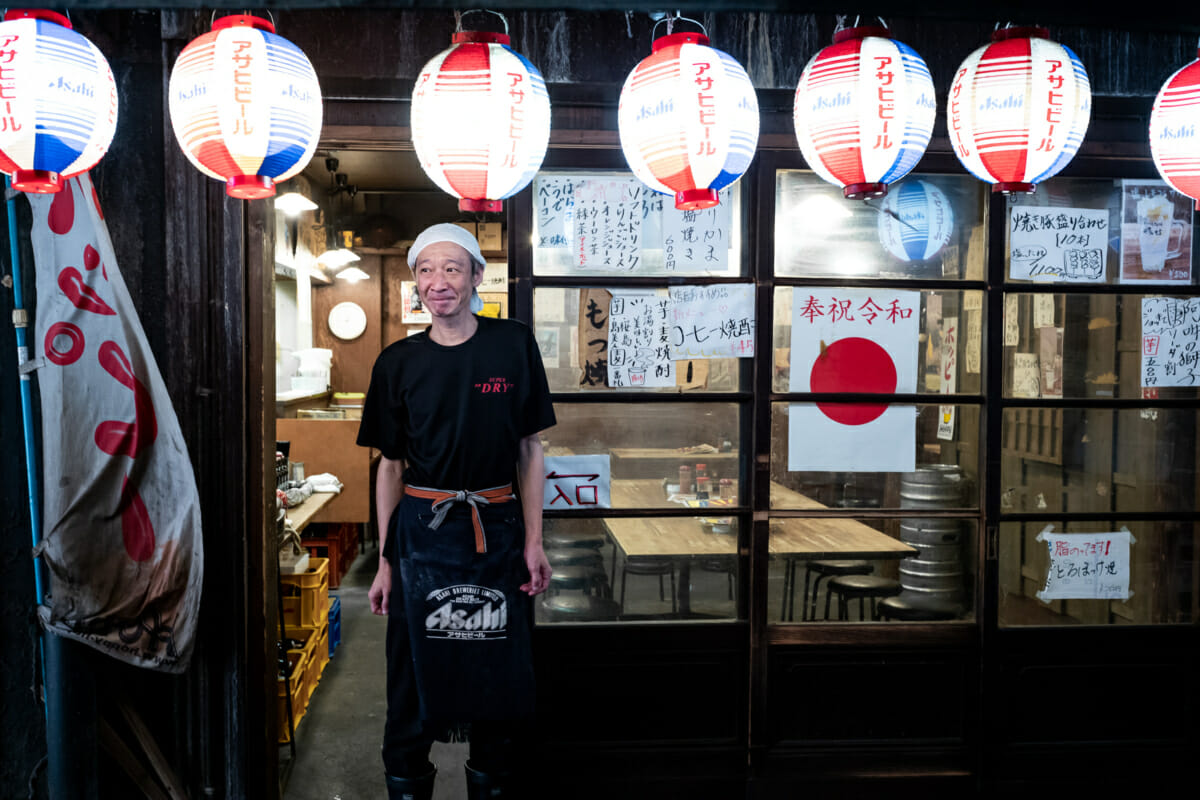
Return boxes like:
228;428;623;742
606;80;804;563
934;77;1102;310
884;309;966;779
357;223;556;800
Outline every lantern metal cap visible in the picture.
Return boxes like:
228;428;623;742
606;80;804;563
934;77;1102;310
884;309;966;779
11;169;63;194
459;198;503;213
212;13;275;34
653;31;710;52
675;188;719;210
452;30;510;45
993;181;1036;195
991;26;1049;42
833;25;891;44
3;9;71;28
844;182;888;200
227;175;276;200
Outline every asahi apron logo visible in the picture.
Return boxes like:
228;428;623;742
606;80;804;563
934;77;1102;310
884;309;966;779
424;584;508;640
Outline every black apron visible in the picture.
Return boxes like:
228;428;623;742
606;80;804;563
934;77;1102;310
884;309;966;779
390;492;535;723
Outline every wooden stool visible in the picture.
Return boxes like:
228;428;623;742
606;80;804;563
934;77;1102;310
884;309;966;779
794;560;873;621
877;596;959;621
619;556;676;613
826;575;902;620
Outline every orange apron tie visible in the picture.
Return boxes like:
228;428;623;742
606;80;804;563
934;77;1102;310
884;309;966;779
404;483;516;553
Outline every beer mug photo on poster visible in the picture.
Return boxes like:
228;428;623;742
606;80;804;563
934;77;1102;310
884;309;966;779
1138;194;1186;272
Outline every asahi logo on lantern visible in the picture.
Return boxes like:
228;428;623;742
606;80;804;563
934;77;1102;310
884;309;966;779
811;90;851;111
636;99;673;120
1158;124;1196;140
424;584;508;640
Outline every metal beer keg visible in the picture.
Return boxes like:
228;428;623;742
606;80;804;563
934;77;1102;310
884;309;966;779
899;465;967;606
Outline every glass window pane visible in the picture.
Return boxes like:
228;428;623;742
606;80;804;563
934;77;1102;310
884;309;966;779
773;287;985;394
1000;407;1199;515
774;171;987;280
1006;177;1200;287
999;520;1197;626
1002;292;1200;400
534;288;748;393
535;516;740;624
770;403;980;510
768;517;978;623
544;402;743;492
532;170;743;277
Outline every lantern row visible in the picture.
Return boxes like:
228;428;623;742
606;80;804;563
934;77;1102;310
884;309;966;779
0;10;1197;213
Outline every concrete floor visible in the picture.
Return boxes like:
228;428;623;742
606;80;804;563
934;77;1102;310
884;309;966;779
281;549;470;800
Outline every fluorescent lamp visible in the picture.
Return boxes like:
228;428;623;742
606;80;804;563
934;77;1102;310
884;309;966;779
316;248;361;270
276;192;319;216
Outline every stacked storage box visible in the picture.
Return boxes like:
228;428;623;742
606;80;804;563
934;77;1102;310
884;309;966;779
278;558;332;743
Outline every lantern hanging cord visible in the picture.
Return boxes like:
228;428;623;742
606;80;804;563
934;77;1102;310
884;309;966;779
653;11;706;40
456;9;508;36
862;198;922;234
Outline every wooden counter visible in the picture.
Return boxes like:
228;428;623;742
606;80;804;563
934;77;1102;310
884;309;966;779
286;491;335;534
609;447;739;479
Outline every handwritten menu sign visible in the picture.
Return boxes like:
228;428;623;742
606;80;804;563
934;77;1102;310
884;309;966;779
1009;207;1108;282
1012;352;1040;397
543;455;611;510
667;284;754;359
577;288;612;389
1141;296;1200;387
937;316;957;441
574;178;643;270
1036;527;1133;601
607;290;673;387
662;194;732;272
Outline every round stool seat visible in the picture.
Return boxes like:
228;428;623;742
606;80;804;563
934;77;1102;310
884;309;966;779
827;575;902;621
828;574;903;598
540;593;620;622
810;560;874;576
547;549;604;568
544;530;607;550
878;596;959;621
549;564;607;593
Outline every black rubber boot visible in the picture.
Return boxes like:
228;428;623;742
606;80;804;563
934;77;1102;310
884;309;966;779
465;762;510;799
385;766;436;800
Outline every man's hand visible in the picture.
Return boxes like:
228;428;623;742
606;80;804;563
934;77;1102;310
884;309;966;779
369;560;392;615
520;544;552;596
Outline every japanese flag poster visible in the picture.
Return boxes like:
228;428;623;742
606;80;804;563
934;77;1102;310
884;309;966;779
788;288;919;472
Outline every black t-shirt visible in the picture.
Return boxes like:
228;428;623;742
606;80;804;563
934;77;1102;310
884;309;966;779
356;316;557;489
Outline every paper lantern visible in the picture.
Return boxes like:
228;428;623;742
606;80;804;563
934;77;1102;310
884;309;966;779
947;26;1090;194
168;14;322;200
411;24;550;213
0;9;118;193
877;180;953;262
1150;51;1200;209
618;30;759;210
793;25;935;200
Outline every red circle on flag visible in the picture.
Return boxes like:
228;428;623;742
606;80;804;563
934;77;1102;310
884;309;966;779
809;337;896;425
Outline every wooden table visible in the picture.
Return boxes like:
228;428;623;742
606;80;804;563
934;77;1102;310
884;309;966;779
286;491;335;534
604;480;915;616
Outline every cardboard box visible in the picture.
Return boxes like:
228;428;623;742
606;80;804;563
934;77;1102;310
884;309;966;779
477;222;502;253
453;221;477;239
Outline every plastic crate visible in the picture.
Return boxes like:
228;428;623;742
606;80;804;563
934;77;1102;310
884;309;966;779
328;595;342;657
281;558;330;628
301;622;330;705
277;648;308;743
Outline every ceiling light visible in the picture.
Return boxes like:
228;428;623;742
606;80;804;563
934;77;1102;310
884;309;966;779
276;192;319;216
337;266;370;282
316;248;361;270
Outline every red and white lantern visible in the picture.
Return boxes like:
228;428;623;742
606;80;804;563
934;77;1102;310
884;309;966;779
1150;51;1200;209
618;28;759;210
947;27;1091;194
0;10;118;193
168;14;323;200
793;25;936;200
411;17;551;213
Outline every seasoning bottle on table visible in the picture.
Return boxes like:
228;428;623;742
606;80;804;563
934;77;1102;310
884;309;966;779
695;463;710;497
719;478;734;502
678;465;692;494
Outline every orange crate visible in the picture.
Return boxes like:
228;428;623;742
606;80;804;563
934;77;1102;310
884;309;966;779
281;558;330;628
302;622;331;702
277;648;308;743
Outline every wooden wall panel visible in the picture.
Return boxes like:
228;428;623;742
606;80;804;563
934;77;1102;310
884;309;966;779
277;419;372;524
312;254;383;394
